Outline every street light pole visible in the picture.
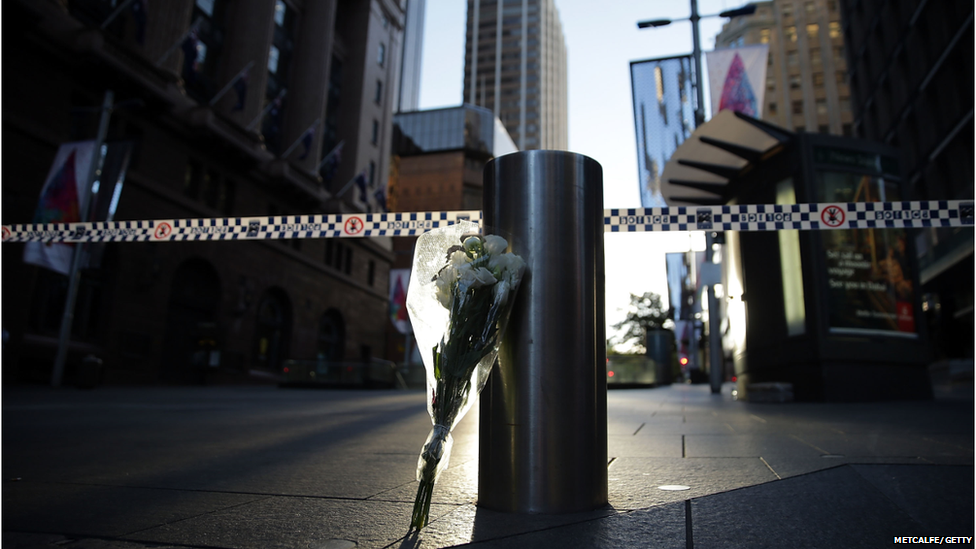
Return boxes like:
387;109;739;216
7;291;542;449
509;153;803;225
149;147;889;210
690;0;704;128
52;89;114;387
637;2;756;128
637;2;756;393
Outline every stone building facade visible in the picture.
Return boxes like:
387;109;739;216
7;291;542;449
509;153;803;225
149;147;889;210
2;0;405;385
714;0;854;136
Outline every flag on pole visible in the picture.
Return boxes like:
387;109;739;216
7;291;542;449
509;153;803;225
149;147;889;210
373;187;387;213
319;140;344;182
705;44;769;119
232;66;249;111
298;125;315;160
23;142;97;275
131;0;148;44
181;30;200;83
355;170;368;203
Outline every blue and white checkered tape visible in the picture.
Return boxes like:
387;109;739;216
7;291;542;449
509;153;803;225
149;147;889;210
2;201;971;243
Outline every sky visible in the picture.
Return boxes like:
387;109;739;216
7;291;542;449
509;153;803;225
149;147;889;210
417;0;746;349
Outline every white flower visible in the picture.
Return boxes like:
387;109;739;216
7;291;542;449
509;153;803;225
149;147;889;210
483;235;508;255
448;250;469;268
435;284;452;309
458;265;497;291
473;266;498;286
463;236;482;254
434;265;457;309
488;252;526;285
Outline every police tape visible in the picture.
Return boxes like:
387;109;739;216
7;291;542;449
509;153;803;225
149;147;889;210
2;201;972;243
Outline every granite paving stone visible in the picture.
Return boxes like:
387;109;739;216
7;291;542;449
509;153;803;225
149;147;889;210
3;382;972;548
2;481;266;538
128;496;432;549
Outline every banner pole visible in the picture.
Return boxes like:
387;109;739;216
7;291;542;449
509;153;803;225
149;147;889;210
52;89;114;387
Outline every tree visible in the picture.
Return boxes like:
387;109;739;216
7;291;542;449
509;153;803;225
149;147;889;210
610;291;670;354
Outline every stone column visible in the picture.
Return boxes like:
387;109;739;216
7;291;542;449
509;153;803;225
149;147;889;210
281;0;338;172
213;0;277;126
145;0;195;78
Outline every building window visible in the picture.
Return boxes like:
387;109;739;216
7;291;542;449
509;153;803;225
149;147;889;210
371;120;379;145
378;42;386;66
368;161;376;186
829;21;841;39
804;1;815;15
816;99;827;115
811;48;822;66
325;240;351;273
792;100;803;114
813;72;824;86
760;28;771;44
375;80;383;104
785;26;797;42
806;23;819;40
273;0;286;25
183;0;227;100
368;260;376;286
818;124;829;134
790;74;802;89
769;102;778;115
782;2;793;18
767;76;775;91
788;51;798;66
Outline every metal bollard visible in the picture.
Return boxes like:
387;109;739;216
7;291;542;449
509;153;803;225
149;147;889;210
479;150;608;513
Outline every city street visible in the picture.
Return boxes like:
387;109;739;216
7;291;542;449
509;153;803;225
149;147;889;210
3;382;973;548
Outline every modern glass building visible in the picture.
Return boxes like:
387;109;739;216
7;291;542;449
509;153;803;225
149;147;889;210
462;0;568;151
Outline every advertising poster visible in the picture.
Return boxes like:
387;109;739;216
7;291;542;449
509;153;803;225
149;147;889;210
705;44;769;119
630;55;697;208
817;165;916;336
389;268;412;334
23;141;97;275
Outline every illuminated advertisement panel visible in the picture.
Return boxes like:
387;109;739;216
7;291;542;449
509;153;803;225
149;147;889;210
815;148;916;337
630;55;697;208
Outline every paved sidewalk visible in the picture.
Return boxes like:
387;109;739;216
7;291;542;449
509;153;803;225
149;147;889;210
3;382;973;548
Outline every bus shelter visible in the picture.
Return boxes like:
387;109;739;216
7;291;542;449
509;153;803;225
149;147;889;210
660;110;930;401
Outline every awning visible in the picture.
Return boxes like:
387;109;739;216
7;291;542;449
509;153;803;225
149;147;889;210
660;109;794;206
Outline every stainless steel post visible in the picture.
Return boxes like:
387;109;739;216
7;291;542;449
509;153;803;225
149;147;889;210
479;150;607;513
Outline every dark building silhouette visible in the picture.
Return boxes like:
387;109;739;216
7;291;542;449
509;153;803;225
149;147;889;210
838;0;973;361
2;0;406;385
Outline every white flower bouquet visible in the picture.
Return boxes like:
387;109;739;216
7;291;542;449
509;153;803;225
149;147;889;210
405;220;525;530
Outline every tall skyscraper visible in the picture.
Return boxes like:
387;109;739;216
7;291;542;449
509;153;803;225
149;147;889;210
398;0;426;112
714;0;853;136
463;0;569;151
